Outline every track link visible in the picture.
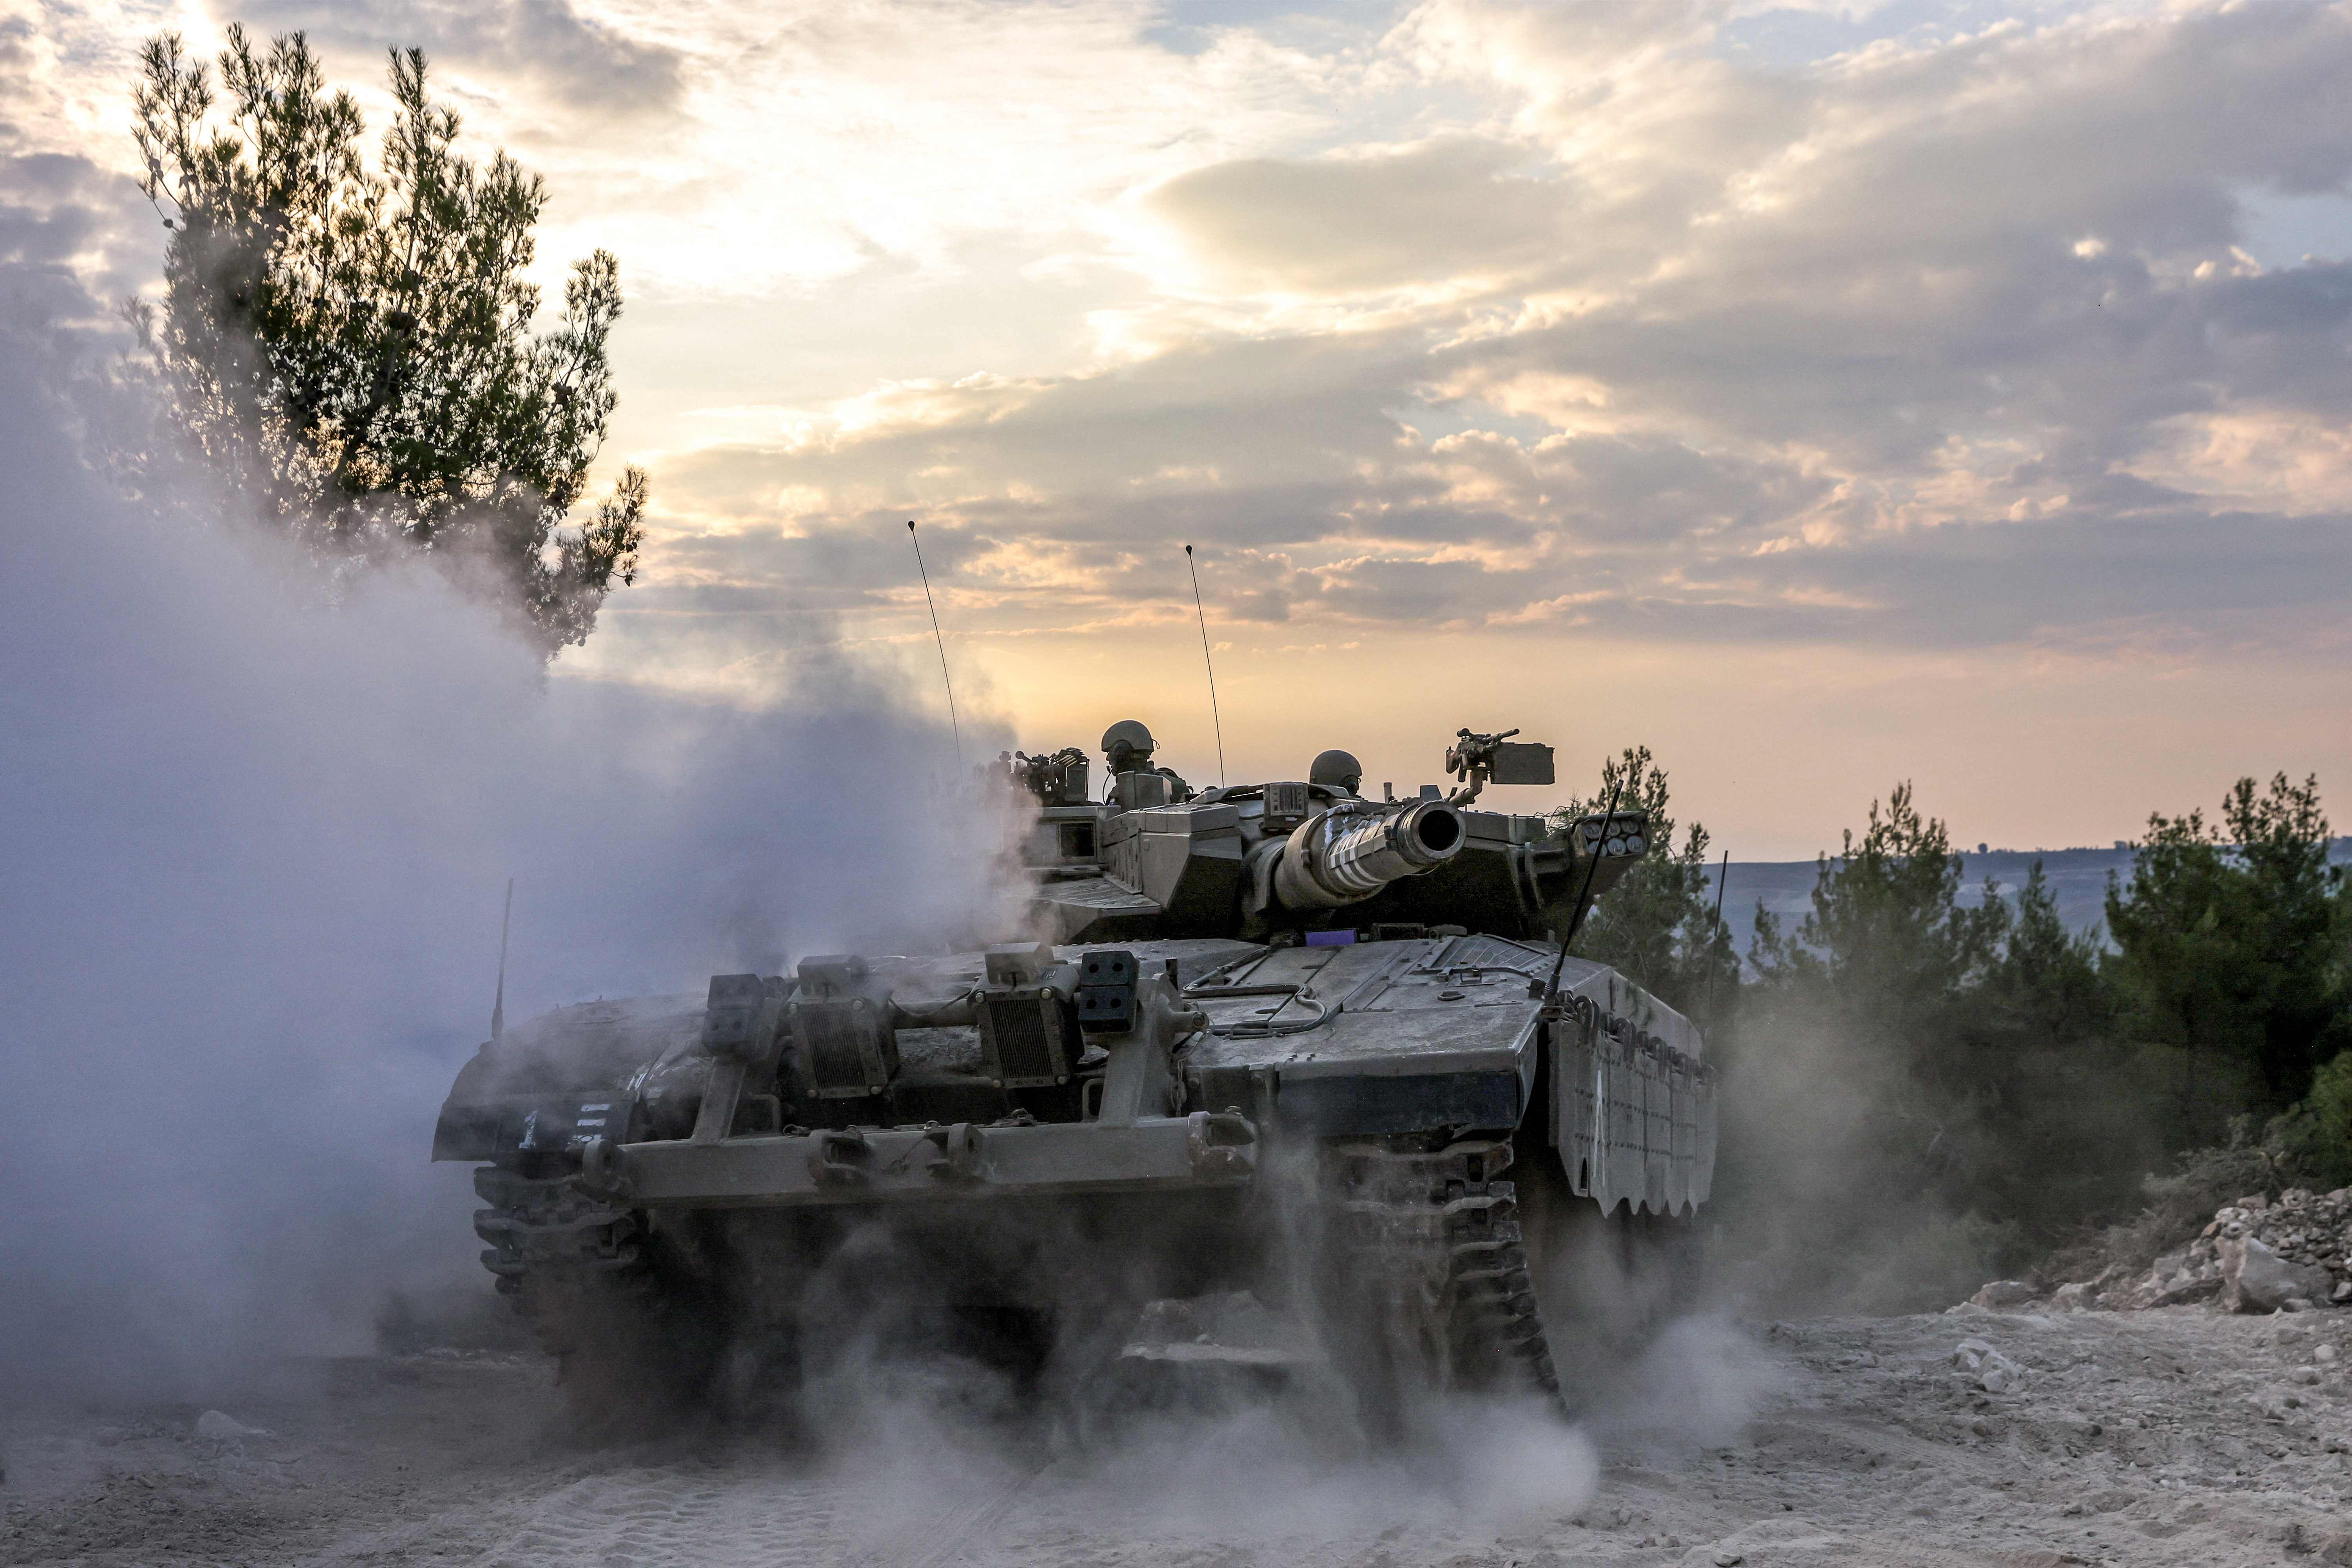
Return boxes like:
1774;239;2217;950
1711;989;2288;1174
1323;1135;1561;1403
473;1167;642;1287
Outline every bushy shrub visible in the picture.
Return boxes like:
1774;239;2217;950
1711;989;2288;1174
2277;1052;2352;1191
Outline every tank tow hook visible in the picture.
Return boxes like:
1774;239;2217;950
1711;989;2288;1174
922;1121;987;1183
807;1128;874;1187
1186;1110;1257;1178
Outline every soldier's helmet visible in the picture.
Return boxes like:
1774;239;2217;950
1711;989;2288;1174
1102;719;1158;771
1310;748;1364;794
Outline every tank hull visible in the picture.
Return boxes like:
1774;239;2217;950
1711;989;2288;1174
435;934;1711;1220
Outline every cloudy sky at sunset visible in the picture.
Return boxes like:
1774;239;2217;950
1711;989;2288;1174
10;0;2351;856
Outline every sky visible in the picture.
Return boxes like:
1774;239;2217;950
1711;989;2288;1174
9;0;2352;858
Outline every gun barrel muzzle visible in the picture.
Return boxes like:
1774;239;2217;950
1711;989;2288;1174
1273;798;1466;910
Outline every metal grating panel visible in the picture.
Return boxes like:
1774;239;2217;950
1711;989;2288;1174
799;1001;887;1097
982;995;1070;1086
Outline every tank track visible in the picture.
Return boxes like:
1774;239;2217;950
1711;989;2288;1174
473;1165;644;1294
1323;1134;1561;1403
473;1167;714;1419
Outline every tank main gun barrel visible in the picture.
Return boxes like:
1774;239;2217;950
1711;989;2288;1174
1271;798;1466;911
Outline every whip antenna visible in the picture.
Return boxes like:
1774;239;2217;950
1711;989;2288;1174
490;877;513;1043
907;521;963;768
1703;846;1730;1022
1543;773;1626;1006
1185;544;1226;786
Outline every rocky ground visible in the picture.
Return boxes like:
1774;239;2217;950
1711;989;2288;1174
1989;1188;2352;1318
7;1300;2352;1568
2116;1188;2352;1314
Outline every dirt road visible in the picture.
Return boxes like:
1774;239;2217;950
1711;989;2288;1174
7;1305;2350;1567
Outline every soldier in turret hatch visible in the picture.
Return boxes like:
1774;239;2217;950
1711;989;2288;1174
1102;719;1193;811
1309;749;1364;797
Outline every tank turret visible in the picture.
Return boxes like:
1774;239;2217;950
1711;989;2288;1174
1019;728;1652;945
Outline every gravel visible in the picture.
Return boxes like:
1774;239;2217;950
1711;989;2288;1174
4;1307;2349;1566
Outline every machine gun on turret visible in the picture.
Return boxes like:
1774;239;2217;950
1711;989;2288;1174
1005;747;1089;806
1445;728;1555;807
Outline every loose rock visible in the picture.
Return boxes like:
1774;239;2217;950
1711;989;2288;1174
2223;1237;2337;1315
1971;1279;2041;1310
1950;1339;2028;1392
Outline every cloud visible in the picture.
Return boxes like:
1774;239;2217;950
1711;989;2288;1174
236;0;687;114
0;140;151;331
13;0;2351;771
1145;134;1576;294
597;0;2352;668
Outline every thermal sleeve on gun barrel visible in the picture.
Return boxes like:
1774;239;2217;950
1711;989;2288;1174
1271;799;1465;910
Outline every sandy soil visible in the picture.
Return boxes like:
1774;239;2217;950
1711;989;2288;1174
7;1304;2350;1568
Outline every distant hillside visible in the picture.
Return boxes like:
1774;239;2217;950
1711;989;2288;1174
1701;837;2352;956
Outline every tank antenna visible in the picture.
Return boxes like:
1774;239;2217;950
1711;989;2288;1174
490;877;513;1043
1541;773;1625;1007
907;521;963;768
1702;846;1730;1022
1185;544;1227;786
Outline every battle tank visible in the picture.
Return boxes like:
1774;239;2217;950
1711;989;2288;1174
434;724;1717;1426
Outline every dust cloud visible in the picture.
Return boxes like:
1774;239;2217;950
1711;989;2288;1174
0;336;1002;1402
776;1332;1603;1560
1708;995;2022;1318
784;1307;1606;1561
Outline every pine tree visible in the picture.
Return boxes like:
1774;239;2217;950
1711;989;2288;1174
1750;782;2007;1070
1548;746;1737;1021
2106;773;2349;1125
127;26;644;655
